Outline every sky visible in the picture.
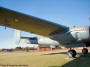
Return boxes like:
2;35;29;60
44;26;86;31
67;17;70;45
0;0;90;49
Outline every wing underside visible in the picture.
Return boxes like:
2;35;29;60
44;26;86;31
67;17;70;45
0;7;68;36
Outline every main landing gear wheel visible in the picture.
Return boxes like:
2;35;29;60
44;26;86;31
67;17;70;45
82;48;88;55
68;49;77;58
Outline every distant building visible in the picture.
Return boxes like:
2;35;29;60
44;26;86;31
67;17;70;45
37;45;53;52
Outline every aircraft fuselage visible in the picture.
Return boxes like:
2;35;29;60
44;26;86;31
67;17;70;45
49;26;90;46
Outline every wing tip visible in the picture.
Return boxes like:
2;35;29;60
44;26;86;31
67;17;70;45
0;6;9;11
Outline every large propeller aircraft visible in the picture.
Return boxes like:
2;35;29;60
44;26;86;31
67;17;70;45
0;7;90;58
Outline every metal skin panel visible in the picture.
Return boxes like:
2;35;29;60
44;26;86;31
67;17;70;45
25;36;60;46
0;7;68;37
38;36;59;46
1;7;90;48
49;26;90;45
70;26;90;41
19;26;90;47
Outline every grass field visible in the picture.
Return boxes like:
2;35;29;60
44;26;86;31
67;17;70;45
0;49;90;67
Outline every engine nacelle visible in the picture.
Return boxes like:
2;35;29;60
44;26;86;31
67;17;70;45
38;36;59;46
26;36;59;46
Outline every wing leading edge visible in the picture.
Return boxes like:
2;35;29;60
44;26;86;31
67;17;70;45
0;7;68;36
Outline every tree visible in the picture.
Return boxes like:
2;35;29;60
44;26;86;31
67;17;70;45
15;46;22;51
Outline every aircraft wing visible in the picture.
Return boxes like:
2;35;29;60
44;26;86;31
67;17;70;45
0;7;68;36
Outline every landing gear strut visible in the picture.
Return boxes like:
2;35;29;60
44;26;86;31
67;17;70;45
68;49;77;58
82;48;88;55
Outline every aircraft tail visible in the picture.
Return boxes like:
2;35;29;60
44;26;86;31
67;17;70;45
14;30;21;45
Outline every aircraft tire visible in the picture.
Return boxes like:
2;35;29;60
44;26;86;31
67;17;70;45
82;48;88;54
68;49;76;58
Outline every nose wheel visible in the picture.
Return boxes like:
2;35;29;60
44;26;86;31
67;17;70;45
82;48;88;55
68;49;77;58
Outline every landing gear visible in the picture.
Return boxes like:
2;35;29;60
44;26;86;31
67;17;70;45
68;49;77;58
67;47;88;58
82;48;88;55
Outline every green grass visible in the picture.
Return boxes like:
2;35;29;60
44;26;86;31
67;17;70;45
0;50;90;67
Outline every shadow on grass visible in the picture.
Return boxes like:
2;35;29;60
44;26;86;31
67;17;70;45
43;52;67;55
48;53;90;67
